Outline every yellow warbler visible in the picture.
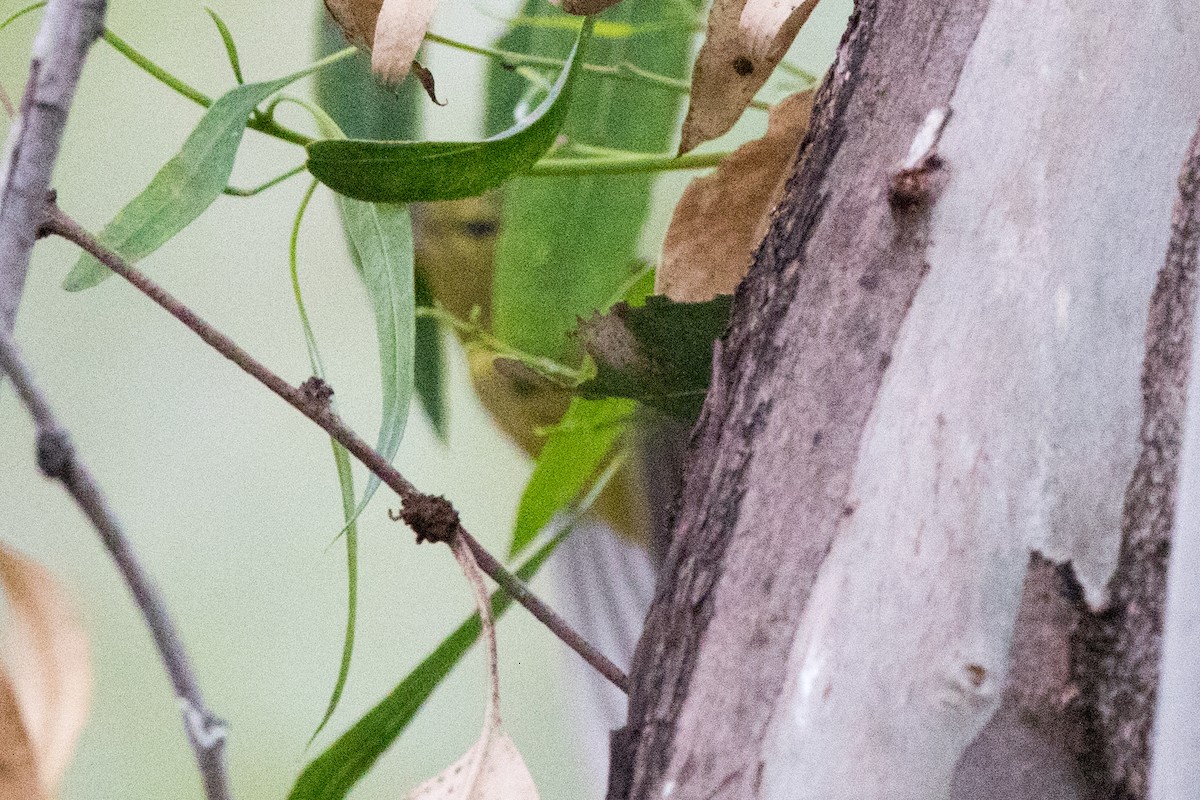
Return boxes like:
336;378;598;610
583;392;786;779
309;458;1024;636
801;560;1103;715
412;196;651;545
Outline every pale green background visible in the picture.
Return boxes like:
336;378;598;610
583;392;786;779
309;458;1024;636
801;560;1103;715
0;1;847;797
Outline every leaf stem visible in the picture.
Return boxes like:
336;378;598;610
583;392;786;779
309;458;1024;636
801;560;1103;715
526;148;730;177
223;163;306;197
42;200;629;695
99;28;354;147
416;305;585;386
423;31;772;112
100;28;212;107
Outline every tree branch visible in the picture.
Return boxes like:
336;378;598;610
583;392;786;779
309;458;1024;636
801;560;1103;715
39;200;630;695
1;2;235;797
0;320;233;800
0;0;105;331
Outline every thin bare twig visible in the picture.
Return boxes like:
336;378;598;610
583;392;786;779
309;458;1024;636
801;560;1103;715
0;2;236;797
0;0;105;332
41;201;630;694
0;322;233;800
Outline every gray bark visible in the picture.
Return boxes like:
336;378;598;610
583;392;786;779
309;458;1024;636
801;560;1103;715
0;0;106;331
609;1;1200;798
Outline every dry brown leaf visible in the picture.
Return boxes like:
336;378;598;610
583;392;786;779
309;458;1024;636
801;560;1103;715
678;0;820;154
402;541;538;800
323;0;383;49
0;544;91;798
0;673;42;800
659;89;814;302
405;730;539;800
323;0;438;85
371;0;440;85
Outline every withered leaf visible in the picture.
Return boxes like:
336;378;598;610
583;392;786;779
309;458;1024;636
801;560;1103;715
575;294;733;418
410;61;447;105
372;0;439;85
0;544;91;798
323;0;382;49
0;674;41;800
660;89;814;302
402;539;538;799
679;0;820;153
324;0;438;85
405;730;538;800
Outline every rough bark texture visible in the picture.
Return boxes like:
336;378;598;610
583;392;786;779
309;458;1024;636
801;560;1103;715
609;0;1200;798
610;1;992;796
1149;125;1200;800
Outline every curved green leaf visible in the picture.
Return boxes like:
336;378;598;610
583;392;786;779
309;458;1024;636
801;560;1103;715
63;57;330;291
305;18;594;203
205;6;245;84
287;179;362;747
288;531;565;800
283;95;416;521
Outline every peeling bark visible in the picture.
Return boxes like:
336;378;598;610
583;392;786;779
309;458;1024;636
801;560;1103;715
1071;123;1200;799
610;1;1200;798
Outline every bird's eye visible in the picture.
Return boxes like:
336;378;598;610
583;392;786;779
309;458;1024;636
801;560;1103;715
463;220;499;239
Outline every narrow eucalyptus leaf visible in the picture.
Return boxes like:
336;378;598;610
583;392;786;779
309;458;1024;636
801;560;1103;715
305;19;594;203
63;75;294;291
336;197;416;508
510;397;634;557
287;532;565;800
205;6;245;84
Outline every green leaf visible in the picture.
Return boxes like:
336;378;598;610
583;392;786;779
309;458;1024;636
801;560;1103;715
510;397;634;557
313;9;423;142
288;179;362;745
334;196;416;515
288;531;566;800
414;271;448;440
305;18;595;203
63;66;316;291
310;440;360;743
315;7;446;439
575;294;731;418
205;6;245;84
489;0;699;362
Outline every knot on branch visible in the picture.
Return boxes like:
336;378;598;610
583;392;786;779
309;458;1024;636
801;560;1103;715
179;698;229;752
393;494;460;545
888;155;944;209
36;427;73;480
300;376;334;410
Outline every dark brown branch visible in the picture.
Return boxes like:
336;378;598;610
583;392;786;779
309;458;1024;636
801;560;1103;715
0;0;105;332
40;201;630;695
0;320;232;800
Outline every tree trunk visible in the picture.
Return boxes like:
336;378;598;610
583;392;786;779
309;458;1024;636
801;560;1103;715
609;2;1200;799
